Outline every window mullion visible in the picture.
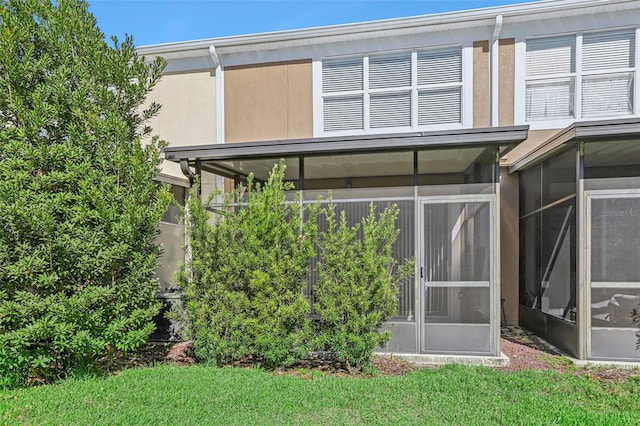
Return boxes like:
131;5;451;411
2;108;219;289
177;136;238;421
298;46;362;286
575;33;583;120
418;81;465;90
323;89;365;98
369;86;413;95
526;72;577;82
635;28;640;116
363;55;370;132
582;67;636;76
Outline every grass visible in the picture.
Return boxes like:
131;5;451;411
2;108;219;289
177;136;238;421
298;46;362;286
1;364;639;425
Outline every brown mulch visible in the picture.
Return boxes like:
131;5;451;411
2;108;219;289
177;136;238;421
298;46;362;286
499;327;640;383
130;329;639;383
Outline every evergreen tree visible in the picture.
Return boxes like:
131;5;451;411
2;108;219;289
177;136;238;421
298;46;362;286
0;0;170;386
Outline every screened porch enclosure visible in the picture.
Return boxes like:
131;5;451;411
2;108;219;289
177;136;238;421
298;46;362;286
584;138;640;361
166;127;527;356
513;118;640;362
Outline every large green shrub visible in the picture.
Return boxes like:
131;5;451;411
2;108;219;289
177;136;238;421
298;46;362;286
180;163;413;371
313;202;414;370
177;164;319;367
0;0;169;387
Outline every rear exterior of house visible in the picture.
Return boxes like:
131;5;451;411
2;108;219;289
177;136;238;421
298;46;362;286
143;0;640;362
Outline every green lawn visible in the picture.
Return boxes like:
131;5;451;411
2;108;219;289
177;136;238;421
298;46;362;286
1;364;639;425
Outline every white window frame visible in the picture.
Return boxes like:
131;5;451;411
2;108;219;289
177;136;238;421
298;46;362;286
518;27;638;130
313;45;472;137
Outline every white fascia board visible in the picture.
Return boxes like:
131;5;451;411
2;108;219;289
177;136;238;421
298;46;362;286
501;6;640;40
137;0;638;58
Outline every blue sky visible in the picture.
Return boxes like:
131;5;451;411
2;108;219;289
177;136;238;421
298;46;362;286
88;0;537;47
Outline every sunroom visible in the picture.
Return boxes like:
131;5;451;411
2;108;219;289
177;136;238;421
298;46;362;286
165;125;528;358
511;117;640;362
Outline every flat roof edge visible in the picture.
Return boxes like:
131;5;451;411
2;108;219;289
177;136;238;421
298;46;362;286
508;117;640;173
137;0;637;56
164;126;529;162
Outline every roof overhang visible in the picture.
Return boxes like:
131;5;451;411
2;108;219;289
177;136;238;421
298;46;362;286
138;1;638;59
508;118;640;173
165;126;529;164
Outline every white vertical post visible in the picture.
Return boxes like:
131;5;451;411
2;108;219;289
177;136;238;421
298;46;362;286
490;15;503;128
211;45;226;194
575;34;583;120
634;28;640;116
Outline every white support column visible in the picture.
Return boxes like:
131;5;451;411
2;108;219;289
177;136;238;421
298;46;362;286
490;15;503;128
513;38;526;125
210;45;225;193
575;34;583;120
493;152;501;357
576;142;587;360
312;58;324;137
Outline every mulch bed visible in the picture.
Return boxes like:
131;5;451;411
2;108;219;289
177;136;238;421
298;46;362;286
500;326;639;383
127;327;639;383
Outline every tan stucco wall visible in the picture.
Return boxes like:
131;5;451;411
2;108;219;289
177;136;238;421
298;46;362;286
498;39;515;127
500;167;519;325
502;129;563;167
224;60;313;143
145;70;217;184
473;40;490;128
148;71;216;146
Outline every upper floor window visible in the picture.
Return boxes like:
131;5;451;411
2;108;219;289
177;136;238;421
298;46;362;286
322;47;463;133
526;29;636;122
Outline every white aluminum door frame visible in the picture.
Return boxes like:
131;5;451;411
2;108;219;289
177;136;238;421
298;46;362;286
418;194;498;355
583;189;640;359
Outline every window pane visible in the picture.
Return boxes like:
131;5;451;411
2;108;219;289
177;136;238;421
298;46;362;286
369;54;411;89
424;287;490;324
582;72;634;118
424;202;491;282
417;48;462;85
370;91;411;128
542;148;576;205
590;197;640;283
583;29;635;72
322;57;363;92
520;214;541;309
540;201;576;321
323;96;363;131
525;77;575;120
418;87;461;125
526;35;575;76
591;288;640;328
519;163;541;216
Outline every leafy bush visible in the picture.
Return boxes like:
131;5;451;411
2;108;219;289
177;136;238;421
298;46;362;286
632;308;640;351
179;163;413;371
176;163;319;367
0;0;169;387
312;203;414;370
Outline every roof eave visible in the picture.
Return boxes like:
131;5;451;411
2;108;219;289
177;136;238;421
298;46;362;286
164;126;529;163
136;0;638;59
508;117;640;173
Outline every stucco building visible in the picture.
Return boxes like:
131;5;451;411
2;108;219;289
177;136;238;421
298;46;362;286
142;0;640;362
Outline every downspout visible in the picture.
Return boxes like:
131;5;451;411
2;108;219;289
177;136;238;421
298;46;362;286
180;159;196;283
490;15;503;127
180;159;197;186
